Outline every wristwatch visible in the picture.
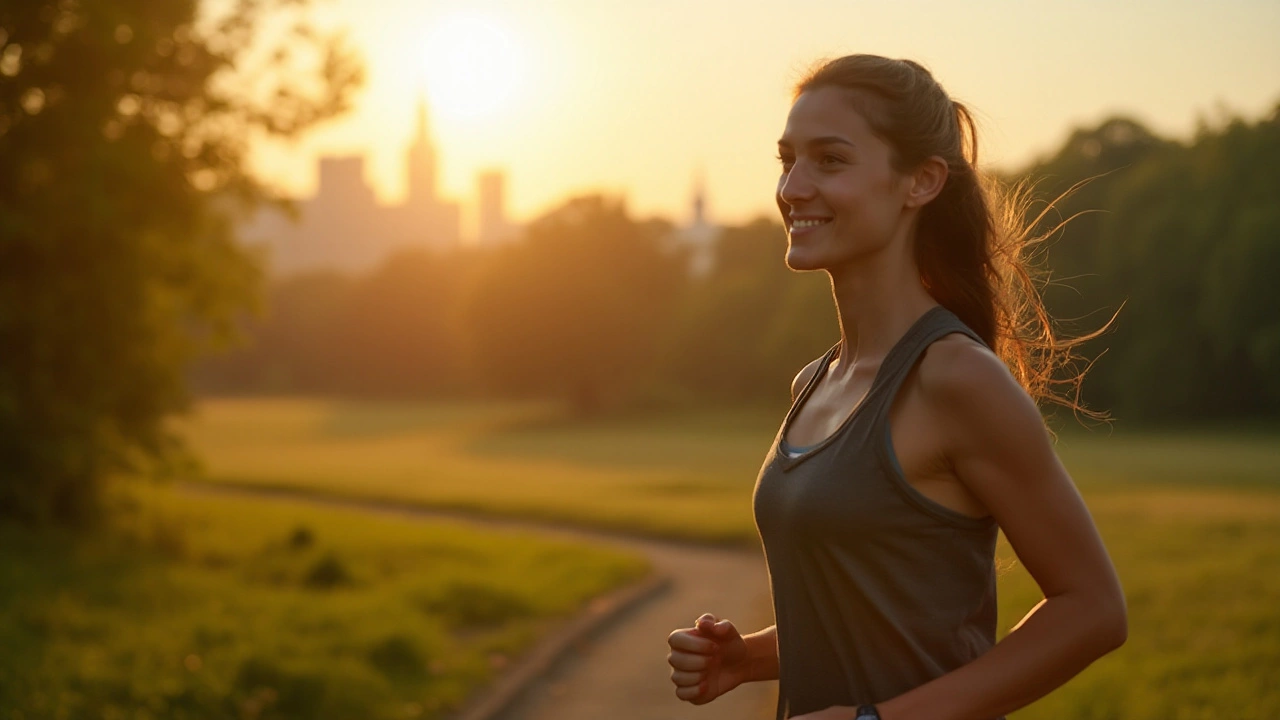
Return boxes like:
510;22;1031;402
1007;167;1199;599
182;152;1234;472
854;706;881;720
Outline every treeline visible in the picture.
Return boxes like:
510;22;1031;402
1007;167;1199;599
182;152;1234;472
1021;109;1280;422
198;106;1280;423
195;196;837;413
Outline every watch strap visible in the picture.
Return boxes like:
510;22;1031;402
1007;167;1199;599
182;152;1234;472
854;705;881;720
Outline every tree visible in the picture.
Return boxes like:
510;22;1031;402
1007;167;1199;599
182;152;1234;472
658;218;835;405
463;196;686;415
1097;107;1280;420
1014;108;1280;421
0;0;362;523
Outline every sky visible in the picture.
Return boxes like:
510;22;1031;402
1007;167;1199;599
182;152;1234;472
248;0;1280;234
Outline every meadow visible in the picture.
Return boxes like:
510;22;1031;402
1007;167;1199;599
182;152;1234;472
0;481;647;719
181;398;1280;719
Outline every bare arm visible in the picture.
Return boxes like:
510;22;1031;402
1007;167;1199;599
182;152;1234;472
741;624;780;682
870;342;1126;720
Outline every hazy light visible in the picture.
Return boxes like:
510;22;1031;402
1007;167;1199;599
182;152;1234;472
421;13;523;120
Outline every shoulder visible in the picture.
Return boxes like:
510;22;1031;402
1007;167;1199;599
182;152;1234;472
916;333;1018;401
790;354;828;402
915;333;1045;450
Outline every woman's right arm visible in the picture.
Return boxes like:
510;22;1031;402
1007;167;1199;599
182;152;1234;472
668;615;779;704
740;624;780;681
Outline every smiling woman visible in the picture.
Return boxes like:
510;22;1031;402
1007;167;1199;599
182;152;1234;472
421;12;525;119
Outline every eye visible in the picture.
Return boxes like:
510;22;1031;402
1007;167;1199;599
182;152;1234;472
820;153;845;165
775;153;794;170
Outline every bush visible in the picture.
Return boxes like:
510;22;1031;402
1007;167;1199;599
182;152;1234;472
367;634;428;681
420;582;532;630
288;525;315;550
303;552;352;589
230;656;327;719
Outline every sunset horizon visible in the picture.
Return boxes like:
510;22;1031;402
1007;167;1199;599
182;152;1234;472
244;0;1280;229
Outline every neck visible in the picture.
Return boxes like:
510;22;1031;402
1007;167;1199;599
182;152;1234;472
826;236;937;376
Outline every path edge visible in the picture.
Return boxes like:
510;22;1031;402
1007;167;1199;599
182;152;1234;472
449;572;673;720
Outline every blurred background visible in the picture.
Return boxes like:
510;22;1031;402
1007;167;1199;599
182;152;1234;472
2;0;1278;718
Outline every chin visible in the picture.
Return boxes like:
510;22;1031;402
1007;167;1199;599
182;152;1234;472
784;247;828;272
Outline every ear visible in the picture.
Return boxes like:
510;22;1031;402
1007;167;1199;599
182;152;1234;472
905;156;948;208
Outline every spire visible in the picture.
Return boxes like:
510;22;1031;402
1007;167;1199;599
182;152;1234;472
407;95;437;205
691;167;706;226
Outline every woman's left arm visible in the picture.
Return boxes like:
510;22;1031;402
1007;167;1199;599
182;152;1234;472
798;341;1127;720
882;341;1127;720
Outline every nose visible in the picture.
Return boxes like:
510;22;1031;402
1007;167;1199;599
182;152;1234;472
777;162;815;208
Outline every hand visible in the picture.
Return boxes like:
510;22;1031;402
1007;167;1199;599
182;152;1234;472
666;613;751;704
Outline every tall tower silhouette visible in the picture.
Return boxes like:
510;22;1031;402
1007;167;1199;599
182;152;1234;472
682;168;719;276
407;96;437;206
691;167;707;226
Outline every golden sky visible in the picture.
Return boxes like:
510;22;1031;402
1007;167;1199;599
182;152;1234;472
249;0;1280;230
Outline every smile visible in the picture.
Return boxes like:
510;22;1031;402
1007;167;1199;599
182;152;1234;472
790;218;832;231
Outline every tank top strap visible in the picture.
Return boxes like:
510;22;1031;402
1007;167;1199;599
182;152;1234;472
864;305;988;431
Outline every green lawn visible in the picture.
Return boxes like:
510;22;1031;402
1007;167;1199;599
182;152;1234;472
0;482;648;719
180;399;780;544
182;398;1280;718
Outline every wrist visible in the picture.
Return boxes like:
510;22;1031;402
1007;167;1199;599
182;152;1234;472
740;629;780;683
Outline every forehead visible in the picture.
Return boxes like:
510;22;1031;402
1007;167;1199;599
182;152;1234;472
778;86;885;146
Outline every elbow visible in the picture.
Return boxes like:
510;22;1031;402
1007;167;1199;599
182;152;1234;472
1109;604;1129;652
1095;594;1128;654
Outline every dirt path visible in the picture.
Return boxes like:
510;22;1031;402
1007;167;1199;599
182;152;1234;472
181;484;778;720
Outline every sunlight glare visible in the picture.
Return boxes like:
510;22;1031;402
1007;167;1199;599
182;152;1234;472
421;13;523;120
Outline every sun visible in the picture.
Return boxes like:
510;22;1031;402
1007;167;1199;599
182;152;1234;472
421;13;524;120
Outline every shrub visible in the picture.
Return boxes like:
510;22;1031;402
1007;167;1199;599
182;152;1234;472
367;634;428;681
421;582;532;630
303;552;352;589
288;525;315;550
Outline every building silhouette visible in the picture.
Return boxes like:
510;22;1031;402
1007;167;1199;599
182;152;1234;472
239;98;471;276
668;170;721;276
238;102;720;277
476;169;515;247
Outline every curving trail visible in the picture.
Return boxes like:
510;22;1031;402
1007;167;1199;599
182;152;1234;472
181;483;778;720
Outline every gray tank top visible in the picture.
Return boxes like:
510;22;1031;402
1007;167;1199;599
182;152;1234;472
753;306;1002;719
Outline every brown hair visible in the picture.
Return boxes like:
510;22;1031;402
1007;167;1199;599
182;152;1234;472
795;54;1108;419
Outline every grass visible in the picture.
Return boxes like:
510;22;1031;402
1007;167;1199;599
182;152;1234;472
180;398;1280;718
0;482;648;719
180;399;779;544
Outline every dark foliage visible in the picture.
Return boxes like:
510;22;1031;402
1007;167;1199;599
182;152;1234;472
0;0;361;524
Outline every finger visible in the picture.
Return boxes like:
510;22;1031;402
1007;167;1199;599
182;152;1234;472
669;669;704;687
711;619;740;638
668;631;719;654
675;683;708;702
695;614;718;633
667;651;712;672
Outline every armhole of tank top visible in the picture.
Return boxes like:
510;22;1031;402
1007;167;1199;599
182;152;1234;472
873;327;998;533
775;343;841;460
786;342;840;417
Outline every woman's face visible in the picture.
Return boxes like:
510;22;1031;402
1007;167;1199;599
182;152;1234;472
775;86;915;271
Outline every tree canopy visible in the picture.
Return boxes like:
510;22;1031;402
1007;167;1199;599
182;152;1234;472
0;0;361;523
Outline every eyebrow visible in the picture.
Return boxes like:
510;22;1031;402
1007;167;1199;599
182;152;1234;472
776;136;856;149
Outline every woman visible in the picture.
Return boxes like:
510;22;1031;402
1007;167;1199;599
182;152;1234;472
665;55;1127;720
